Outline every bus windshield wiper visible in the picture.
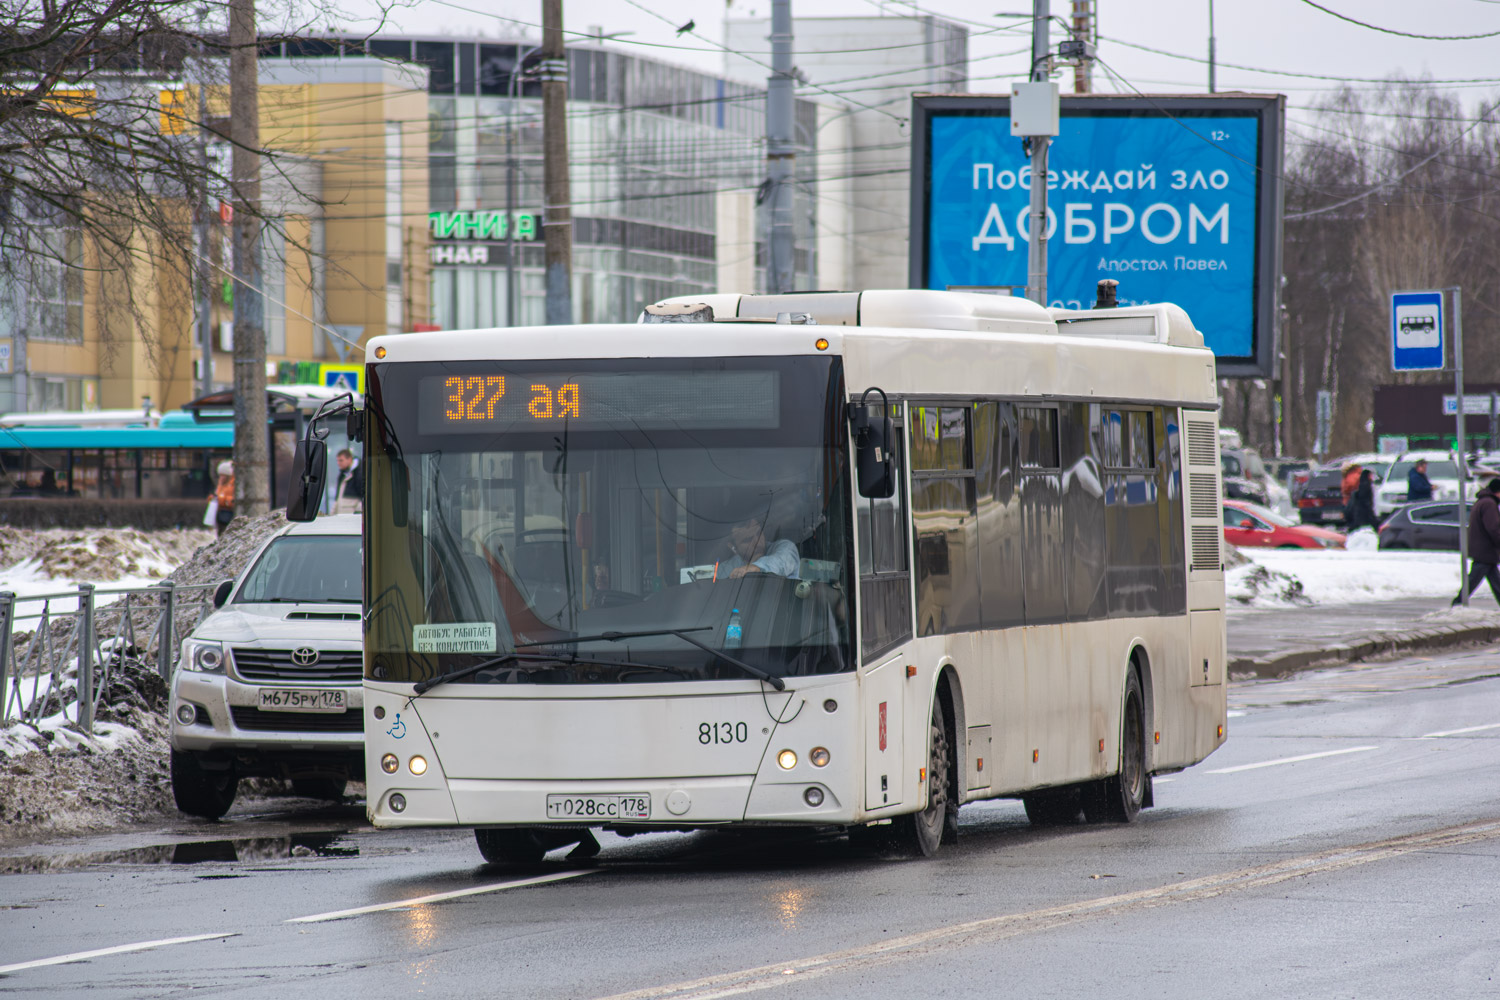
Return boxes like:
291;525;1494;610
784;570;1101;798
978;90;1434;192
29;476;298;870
518;627;786;691
412;650;689;696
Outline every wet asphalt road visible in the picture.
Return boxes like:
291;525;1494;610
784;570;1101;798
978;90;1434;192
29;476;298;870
6;647;1500;999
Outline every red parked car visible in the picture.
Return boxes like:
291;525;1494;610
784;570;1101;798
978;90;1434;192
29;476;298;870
1223;499;1346;550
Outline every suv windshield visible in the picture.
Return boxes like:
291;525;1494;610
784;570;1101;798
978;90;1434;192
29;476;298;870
236;535;362;604
363;356;853;686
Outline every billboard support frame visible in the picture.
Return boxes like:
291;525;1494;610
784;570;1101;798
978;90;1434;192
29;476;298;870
909;92;1285;378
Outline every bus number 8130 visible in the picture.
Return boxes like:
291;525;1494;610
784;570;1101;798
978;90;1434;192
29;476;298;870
700;722;749;745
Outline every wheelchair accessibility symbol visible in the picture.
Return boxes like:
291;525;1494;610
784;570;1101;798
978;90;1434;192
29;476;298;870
387;713;406;739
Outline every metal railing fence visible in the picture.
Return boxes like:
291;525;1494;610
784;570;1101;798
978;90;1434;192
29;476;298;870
0;581;219;734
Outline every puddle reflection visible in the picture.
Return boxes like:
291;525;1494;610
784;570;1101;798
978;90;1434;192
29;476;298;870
0;832;358;874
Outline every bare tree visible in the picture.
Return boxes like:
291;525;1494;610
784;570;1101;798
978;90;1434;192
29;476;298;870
1236;81;1500;458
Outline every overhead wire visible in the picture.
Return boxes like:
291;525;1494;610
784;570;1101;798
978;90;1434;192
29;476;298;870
1296;0;1500;41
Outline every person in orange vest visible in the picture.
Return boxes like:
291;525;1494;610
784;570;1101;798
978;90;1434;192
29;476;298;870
210;460;235;535
1340;461;1361;509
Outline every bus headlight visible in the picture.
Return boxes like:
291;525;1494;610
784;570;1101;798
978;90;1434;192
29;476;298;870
408;755;427;775
185;641;224;672
381;753;399;774
803;787;825;807
809;747;830;767
777;749;797;770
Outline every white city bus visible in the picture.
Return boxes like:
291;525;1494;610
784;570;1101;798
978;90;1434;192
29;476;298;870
331;289;1225;862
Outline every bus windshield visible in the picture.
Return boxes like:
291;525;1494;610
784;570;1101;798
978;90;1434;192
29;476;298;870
363;356;853;686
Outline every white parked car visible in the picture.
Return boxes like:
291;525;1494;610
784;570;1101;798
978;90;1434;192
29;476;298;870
169;515;363;819
1374;452;1465;518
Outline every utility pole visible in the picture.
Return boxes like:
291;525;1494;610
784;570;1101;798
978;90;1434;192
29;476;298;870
1070;0;1093;94
540;0;573;325
229;0;268;515
506;44;540;327
1453;287;1469;604
1208;0;1217;93
1022;0;1055;306
195;9;212;399
766;0;796;294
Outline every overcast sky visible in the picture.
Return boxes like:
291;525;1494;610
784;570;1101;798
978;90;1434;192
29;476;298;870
338;0;1500;114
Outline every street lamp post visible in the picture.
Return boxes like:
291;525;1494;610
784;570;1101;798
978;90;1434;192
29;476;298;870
505;44;541;329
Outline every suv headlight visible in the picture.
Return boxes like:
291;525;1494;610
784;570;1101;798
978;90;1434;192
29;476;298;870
184;640;225;673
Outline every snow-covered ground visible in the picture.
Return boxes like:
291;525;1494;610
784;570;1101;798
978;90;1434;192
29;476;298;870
1228;545;1463;609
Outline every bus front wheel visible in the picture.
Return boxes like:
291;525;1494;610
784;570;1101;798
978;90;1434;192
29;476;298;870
859;703;954;858
474;828;550;865
1082;669;1146;823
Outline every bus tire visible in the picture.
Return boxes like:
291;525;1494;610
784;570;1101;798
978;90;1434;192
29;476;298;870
170;750;238;820
474;828;550;865
1082;669;1146;824
1022;786;1083;826
890;704;952;857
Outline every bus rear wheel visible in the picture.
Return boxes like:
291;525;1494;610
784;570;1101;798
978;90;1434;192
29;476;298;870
1082;670;1146;823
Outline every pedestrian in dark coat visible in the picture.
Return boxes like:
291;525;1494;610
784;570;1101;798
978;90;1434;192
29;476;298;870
1407;459;1434;502
1454;478;1500;605
1345;469;1379;530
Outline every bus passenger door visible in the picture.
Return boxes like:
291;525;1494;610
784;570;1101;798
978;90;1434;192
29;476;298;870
854;396;912;812
864;657;905;809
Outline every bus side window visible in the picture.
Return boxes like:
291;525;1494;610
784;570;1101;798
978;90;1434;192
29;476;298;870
857;403;911;661
910;405;980;636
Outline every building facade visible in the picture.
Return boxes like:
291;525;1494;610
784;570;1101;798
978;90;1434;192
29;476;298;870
724;14;968;291
0;60;430;413
323;34;818;328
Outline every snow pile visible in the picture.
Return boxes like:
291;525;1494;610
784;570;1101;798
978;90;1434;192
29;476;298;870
0;527;209;588
0;512;290;845
167;510;285;587
1345;527;1379;551
1228;548;1462;608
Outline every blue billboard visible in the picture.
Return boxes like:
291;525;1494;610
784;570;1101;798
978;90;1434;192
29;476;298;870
911;95;1285;377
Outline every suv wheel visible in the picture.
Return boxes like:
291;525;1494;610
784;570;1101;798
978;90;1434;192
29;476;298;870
171;750;239;819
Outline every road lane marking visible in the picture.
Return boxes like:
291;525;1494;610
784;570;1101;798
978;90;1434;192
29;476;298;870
286;869;594;924
1206;746;1377;774
0;932;237;975
588;819;1500;1000
1422;722;1500;738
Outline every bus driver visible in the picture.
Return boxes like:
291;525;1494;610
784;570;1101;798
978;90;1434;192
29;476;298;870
723;514;800;579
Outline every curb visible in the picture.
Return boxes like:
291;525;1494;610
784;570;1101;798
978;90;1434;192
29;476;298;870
1229;621;1500;680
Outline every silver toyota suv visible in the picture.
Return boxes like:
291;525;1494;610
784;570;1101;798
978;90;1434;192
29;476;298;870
169;515;363;819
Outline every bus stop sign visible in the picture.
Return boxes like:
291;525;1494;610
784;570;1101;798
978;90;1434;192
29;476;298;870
1392;290;1444;371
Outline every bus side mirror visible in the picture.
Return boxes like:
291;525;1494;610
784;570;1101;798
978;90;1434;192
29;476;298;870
286;439;328;522
347;407;363;443
213;579;233;609
851;389;896;499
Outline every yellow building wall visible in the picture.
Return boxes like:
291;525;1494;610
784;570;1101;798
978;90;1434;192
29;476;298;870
31;70;429;413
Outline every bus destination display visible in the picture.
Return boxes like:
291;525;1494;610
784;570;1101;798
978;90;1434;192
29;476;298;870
416;369;781;433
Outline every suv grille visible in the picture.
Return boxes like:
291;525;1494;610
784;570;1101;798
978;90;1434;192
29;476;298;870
229;706;364;733
232;647;363;682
